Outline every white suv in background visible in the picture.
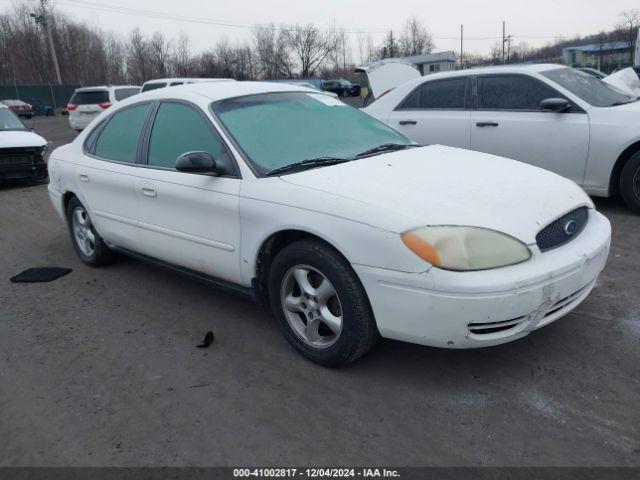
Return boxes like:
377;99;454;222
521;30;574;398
67;86;140;131
140;78;235;93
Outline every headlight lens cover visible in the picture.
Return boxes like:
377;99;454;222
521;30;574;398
401;226;531;271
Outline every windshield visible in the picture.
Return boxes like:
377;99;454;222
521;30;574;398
0;109;28;131
542;68;637;107
212;92;412;174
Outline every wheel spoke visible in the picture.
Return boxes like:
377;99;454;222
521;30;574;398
304;317;322;343
315;278;335;304
320;308;342;335
74;209;85;227
284;294;304;313
293;268;315;296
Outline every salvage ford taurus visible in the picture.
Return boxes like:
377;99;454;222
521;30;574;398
47;82;611;366
0;104;47;182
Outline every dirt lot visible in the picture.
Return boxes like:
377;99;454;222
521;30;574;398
0;116;639;466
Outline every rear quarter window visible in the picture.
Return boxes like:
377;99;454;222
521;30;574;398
141;83;166;93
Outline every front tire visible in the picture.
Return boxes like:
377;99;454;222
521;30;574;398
66;196;115;266
267;240;379;367
620;151;640;213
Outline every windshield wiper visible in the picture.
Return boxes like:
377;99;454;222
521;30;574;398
355;143;419;158
266;156;351;176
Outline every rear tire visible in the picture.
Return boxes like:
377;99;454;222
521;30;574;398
267;240;379;367
620;151;640;213
66;196;115;266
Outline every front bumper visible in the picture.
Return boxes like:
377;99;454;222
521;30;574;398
354;209;611;349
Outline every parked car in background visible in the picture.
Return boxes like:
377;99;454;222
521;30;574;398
321;79;361;97
363;64;640;212
0;105;47;182
1;99;34;118
576;67;607;79
67;85;140;131
47;82;610;366
140;78;234;93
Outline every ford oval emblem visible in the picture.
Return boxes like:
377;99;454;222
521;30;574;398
564;220;578;236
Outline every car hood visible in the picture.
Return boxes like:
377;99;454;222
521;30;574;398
280;146;592;245
0;130;47;148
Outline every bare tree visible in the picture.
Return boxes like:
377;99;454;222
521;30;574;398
618;9;640;64
253;25;293;79
380;30;400;59
148;32;172;78
285;24;336;78
171;32;192;77
399;16;435;56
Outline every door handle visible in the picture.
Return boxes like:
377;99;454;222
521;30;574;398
79;174;90;183
399;120;418;125
476;121;499;127
140;186;157;198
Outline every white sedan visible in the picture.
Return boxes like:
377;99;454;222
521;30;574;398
363;64;640;212
47;82;611;366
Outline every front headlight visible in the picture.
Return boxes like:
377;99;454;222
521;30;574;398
401;226;531;271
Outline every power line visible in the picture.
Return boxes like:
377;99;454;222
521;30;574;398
57;0;562;42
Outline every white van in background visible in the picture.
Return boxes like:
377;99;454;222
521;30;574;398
67;85;140;131
140;78;235;93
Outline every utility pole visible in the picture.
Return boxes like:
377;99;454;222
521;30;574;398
506;35;513;64
30;0;61;84
460;24;464;69
502;21;506;64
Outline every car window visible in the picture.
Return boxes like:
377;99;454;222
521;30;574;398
94;104;150;162
69;90;109;105
114;88;140;101
169;82;184;86
141;83;166;93
478;75;561;111
147;102;232;173
542;68;637;107
419;78;467;109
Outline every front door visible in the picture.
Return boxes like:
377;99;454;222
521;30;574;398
470;74;589;185
134;101;242;284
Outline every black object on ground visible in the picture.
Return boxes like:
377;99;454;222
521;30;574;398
197;331;215;349
10;267;72;283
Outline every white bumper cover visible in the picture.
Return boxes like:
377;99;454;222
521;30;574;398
355;210;611;349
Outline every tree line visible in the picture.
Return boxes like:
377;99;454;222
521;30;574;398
0;4;434;86
0;3;637;86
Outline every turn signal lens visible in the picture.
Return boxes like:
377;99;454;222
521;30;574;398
402;226;531;271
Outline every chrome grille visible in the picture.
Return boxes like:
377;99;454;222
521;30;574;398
536;207;588;252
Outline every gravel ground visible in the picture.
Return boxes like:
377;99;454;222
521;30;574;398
0;116;638;467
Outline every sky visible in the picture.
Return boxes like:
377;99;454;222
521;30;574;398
12;0;640;60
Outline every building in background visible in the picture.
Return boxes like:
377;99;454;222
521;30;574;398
563;42;634;73
400;51;457;75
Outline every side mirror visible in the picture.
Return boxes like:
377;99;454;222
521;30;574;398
541;98;571;113
175;151;218;175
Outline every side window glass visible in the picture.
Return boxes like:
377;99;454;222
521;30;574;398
94;104;149;162
148;102;232;174
398;88;420;109
419;79;467;109
84;122;102;152
478;76;561;111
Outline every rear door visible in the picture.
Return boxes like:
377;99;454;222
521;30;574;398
387;77;471;148
76;102;152;249
469;74;589;184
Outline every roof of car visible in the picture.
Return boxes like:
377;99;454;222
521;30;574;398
75;85;140;92
432;63;565;78
129;81;320;104
142;78;235;85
